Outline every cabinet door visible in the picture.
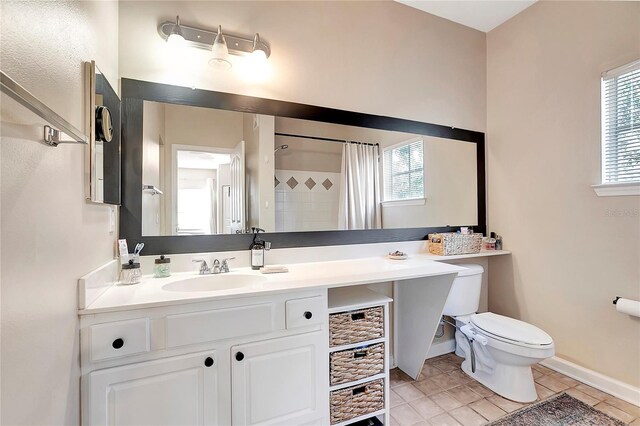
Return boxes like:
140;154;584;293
232;332;327;426
86;351;218;426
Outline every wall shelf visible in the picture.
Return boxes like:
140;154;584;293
0;70;88;146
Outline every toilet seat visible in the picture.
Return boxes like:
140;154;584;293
470;312;553;348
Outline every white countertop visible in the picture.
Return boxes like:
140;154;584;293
80;255;471;315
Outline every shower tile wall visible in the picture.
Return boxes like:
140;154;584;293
275;170;341;232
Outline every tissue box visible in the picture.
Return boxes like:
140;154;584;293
428;233;482;256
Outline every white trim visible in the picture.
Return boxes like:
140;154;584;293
540;356;640;407
426;339;456;359
383;136;424;152
602;59;640;79
592;182;640;197
381;198;426;207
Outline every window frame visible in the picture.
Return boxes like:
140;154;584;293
381;136;427;205
593;59;640;197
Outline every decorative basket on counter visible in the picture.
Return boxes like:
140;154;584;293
330;379;385;424
428;233;482;256
330;342;385;386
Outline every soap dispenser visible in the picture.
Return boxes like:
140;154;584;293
250;227;269;270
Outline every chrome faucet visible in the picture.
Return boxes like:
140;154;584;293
220;257;235;273
211;259;221;274
192;259;211;275
192;257;235;275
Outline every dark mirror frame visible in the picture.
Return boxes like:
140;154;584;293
120;78;486;255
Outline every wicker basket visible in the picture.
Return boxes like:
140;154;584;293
330;343;385;386
329;306;384;347
330;379;385;424
428;233;482;256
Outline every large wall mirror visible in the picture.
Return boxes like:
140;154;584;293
122;79;485;253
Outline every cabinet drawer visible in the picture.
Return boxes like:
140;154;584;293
166;303;275;348
90;318;150;361
286;296;325;329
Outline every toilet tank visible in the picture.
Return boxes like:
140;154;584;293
442;264;484;317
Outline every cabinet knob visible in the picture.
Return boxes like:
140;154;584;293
204;357;214;367
112;338;124;349
304;311;313;320
235;352;245;361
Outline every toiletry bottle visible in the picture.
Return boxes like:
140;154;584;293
154;255;171;278
495;235;503;251
250;227;266;270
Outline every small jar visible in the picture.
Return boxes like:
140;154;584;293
120;260;142;285
154;255;171;278
483;237;496;250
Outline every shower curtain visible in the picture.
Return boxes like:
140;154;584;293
338;142;382;230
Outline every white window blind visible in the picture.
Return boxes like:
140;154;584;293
383;138;424;201
602;60;640;184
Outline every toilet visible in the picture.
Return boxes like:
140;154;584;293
443;264;554;403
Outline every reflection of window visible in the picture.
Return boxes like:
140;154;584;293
383;137;424;201
601;60;640;184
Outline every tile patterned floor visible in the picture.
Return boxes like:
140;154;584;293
390;353;640;426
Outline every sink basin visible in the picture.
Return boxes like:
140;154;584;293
162;274;267;293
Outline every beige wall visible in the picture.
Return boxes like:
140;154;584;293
163;103;243;150
119;1;486;132
487;1;640;387
0;1;119;424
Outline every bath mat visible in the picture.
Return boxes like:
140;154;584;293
487;393;625;425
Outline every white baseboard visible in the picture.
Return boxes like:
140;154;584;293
427;339;456;359
541;356;640;407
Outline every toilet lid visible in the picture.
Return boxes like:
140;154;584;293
470;312;553;346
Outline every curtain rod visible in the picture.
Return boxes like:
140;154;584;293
275;132;379;147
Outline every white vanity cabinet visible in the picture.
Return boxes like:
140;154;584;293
232;332;326;425
86;351;219;425
80;290;328;426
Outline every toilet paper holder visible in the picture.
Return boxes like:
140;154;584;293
613;296;621;304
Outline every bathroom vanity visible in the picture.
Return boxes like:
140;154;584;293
79;250;509;425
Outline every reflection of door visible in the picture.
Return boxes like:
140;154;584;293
222;185;231;234
230;140;246;234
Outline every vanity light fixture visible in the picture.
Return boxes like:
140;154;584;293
158;17;271;68
166;16;185;46
209;25;232;69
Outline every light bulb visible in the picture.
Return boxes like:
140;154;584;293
209;25;231;69
251;48;267;62
167;16;185;46
167;32;185;46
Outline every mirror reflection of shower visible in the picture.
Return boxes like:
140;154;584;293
274;144;288;153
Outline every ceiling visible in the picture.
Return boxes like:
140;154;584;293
395;0;537;32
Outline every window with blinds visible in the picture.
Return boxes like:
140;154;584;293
602;60;640;184
383;138;424;201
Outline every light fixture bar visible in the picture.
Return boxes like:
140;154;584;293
158;20;270;58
